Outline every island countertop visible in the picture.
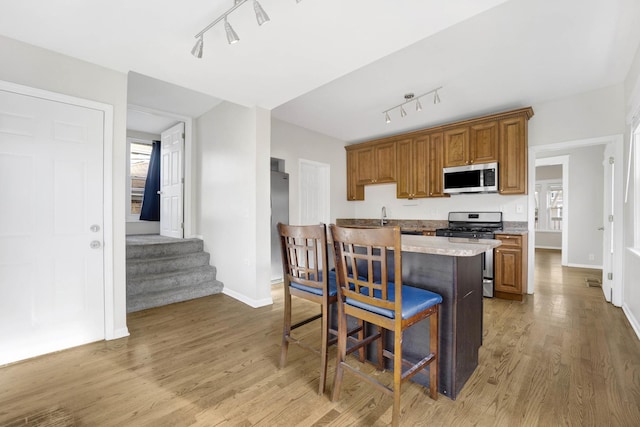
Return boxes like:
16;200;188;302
401;235;501;256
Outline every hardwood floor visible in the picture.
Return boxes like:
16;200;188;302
1;249;639;426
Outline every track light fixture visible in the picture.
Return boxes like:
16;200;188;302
382;87;442;123
191;0;276;57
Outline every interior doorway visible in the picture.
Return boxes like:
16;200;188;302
529;135;624;306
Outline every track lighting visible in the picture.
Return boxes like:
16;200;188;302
191;35;203;58
224;17;240;44
191;0;279;58
382;87;443;123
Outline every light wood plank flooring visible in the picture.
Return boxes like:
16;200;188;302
1;249;639;426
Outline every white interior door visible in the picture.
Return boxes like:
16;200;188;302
160;123;184;238
299;159;330;226
0;89;105;365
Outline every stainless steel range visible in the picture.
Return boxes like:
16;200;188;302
436;212;503;297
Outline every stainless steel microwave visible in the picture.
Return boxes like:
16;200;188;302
443;162;498;194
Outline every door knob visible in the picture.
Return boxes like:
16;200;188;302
90;241;101;249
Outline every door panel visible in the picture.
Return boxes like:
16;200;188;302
0;89;105;365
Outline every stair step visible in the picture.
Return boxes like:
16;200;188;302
127;252;211;277
127;280;224;313
126;237;204;259
127;265;218;297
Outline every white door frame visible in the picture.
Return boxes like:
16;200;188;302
128;104;194;237
0;79;117;338
528;134;624;306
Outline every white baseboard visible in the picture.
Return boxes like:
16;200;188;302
566;263;603;270
622;303;640;341
535;245;561;250
107;327;130;340
223;288;273;308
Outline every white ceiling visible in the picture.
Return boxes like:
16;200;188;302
1;0;639;142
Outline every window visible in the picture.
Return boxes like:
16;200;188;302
128;139;152;217
535;180;563;231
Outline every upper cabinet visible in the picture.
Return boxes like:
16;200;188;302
352;141;396;186
345;107;533;200
443;127;470;167
346;150;364;201
499;116;528;194
470;121;499;164
443;121;499;167
396;133;447;199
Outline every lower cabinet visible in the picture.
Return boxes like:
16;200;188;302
494;233;528;301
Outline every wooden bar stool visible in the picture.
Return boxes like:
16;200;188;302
329;224;442;427
277;223;338;395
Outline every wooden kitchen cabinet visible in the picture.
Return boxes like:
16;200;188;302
470;121;499;164
396;137;427;199
443;122;498;167
494;233;528;301
396;134;447;199
427;132;447;197
344;106;533;201
346;150;364;201
443;127;470;167
353;141;396;185
499;116;528;194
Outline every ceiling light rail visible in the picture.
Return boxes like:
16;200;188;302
192;0;301;58
383;87;442;123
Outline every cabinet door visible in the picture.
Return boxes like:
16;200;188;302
346;150;363;201
375;142;396;183
470;121;498;164
443;127;470;167
395;139;413;199
427;132;446;197
354;146;375;185
494;247;522;294
499;116;527;194
412;136;429;198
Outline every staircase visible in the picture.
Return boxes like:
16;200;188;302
126;235;224;313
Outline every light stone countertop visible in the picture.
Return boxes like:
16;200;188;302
401;235;501;257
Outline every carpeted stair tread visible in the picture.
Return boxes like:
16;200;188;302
126;237;204;259
126;252;211;277
127;265;218;296
127;280;224;313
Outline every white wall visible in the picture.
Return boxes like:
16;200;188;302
271;119;353;224
623;43;640;338
0;35;129;339
196;102;272;307
529;85;626;147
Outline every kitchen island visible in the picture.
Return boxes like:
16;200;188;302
371;235;501;399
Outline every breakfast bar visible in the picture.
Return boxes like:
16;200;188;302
375;234;501;399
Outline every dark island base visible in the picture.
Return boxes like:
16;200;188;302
333;251;483;400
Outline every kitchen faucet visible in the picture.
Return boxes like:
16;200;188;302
381;206;388;226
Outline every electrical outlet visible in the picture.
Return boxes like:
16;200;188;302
588;253;595;261
516;204;524;214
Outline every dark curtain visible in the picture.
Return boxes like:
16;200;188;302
140;141;161;221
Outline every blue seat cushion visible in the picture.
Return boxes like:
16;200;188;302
346;282;442;319
289;270;337;297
